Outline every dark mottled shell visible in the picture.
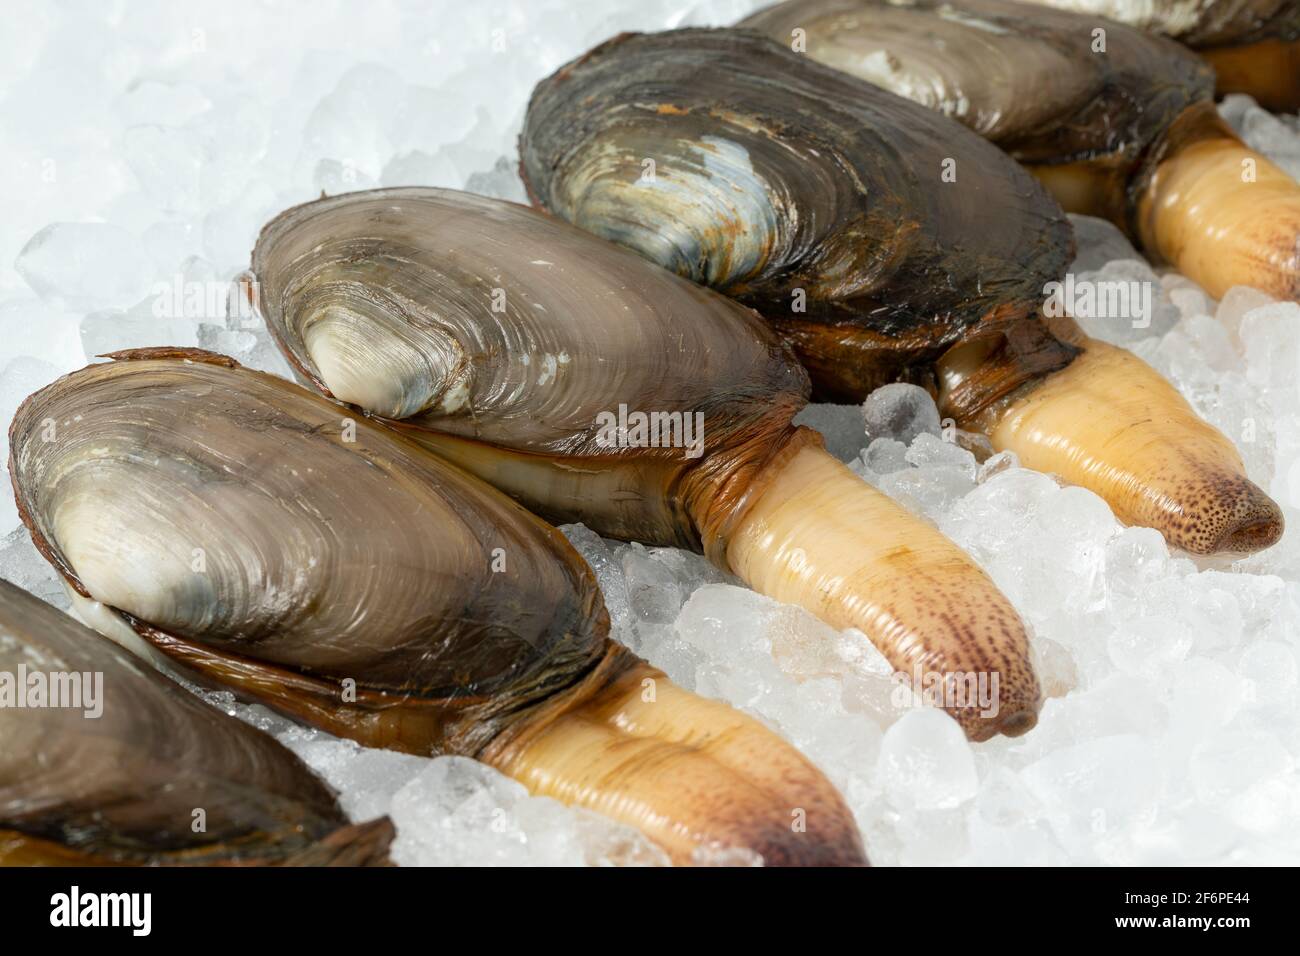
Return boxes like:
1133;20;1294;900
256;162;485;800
0;578;383;865
251;188;812;550
9;350;609;756
520;27;1072;396
740;0;1214;166
1009;0;1299;46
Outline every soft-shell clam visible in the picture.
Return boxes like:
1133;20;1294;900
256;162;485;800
738;0;1300;302
520;27;1283;557
1011;0;1300;110
0;577;393;866
250;187;1041;742
8;349;866;866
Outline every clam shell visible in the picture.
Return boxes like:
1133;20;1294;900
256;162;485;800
9;350;610;756
0;577;385;864
1007;0;1299;46
251;188;812;549
520;27;1073;395
740;0;1213;164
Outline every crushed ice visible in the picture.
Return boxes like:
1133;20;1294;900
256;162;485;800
2;0;1299;865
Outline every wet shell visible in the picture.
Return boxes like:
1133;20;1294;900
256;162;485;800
8;349;611;758
739;0;1214;165
520;27;1074;401
0;577;391;865
1010;0;1299;46
738;1;1299;302
252;187;812;551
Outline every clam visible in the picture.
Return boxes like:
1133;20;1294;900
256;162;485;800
520;27;1284;557
738;0;1300;302
8;348;866;866
250;187;1042;742
0;577;392;866
1009;0;1300;110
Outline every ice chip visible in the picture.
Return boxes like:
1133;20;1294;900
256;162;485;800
1237;641;1299;715
381;149;461;189
622;542;684;626
1190;731;1291;804
560;523;631;634
860;436;909;476
1031;637;1078;699
123;125;205;215
80;301;199;360
0;526;68;608
905;432;977;475
1240;301;1300;391
1108;615;1192;679
1217;285;1275;348
16;223;155;312
877;709;978;811
1066;213;1140;272
861;382;940;445
977;449;1018;483
793;402;868;462
1021;735;1163;860
1161;271;1212;321
464;156;529;204
879;465;975;520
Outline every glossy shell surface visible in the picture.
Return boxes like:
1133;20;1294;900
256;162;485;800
9;352;609;752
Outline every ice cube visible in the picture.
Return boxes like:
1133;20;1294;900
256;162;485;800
905;432;977;475
123;125;205;216
793;402;868;462
876;709;978;811
388;757;531;866
1240;301;1300;391
0;526;68;608
80;300;199;359
861;382;940;445
115;80;211;128
1216;285;1275;348
1108;615;1193;679
464;156;529;204
1240;106;1300;180
0;298;85;373
622;542;684;626
560;523;631;634
858;436;909;476
1021;735;1163;861
381;149;461;189
878;465;976;520
1190;730;1291;804
1237;641;1299;716
1161;271;1212;321
1066;214;1139;272
1031;637;1078;699
16;223;156;312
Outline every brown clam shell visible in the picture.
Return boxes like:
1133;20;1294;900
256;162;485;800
520;27;1076;405
739;0;1214;167
250;187;815;556
8;349;615;759
0;576;392;865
